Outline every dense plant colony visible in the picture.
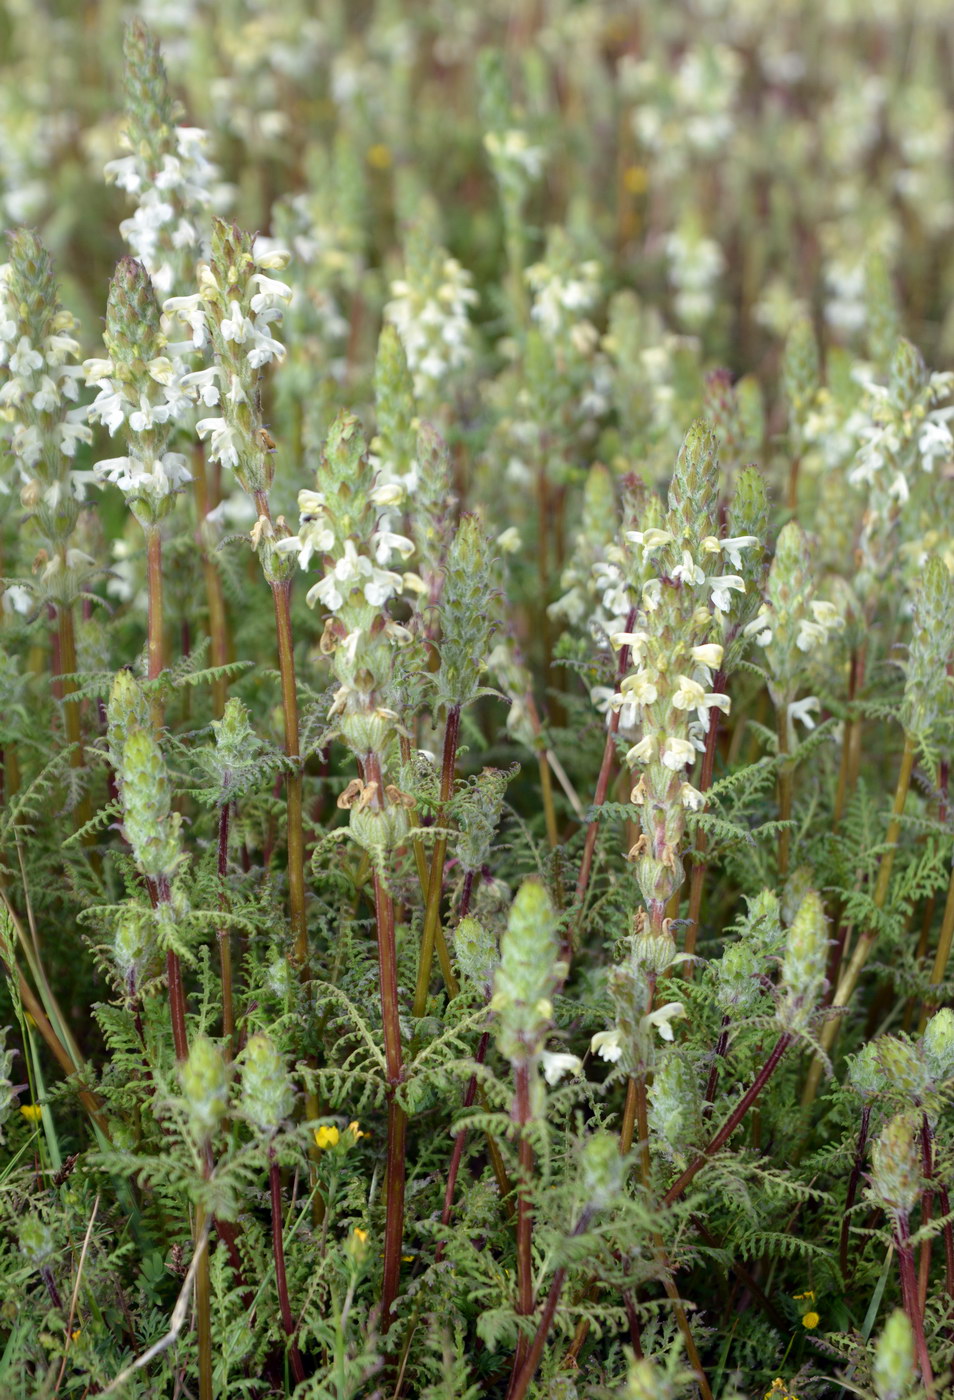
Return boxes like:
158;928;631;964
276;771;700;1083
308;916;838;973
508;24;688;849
2;2;954;1397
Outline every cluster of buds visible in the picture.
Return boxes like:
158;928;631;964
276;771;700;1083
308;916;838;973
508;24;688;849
105;20;227;297
849;1011;954;1123
610;422;759;927
239;1033;294;1137
868;1111;922;1220
491;880;578;1095
84;257;192;524
165;218;292;503
0;231;90;550
900;554;954;754
384;224;477;404
180;1034;230;1148
776;889;829;1034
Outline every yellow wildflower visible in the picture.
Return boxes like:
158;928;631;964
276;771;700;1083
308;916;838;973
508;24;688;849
802;1310;820;1329
352;1227;368;1243
314;1124;340;1149
764;1383;799;1400
347;1121;368;1141
367;144;392;171
20;1104;43;1123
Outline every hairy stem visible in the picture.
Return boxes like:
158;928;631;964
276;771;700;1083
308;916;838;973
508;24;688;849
684;673;726;965
839;1104;870;1281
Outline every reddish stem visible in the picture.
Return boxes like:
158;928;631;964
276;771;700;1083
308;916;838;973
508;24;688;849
435;1031;491;1261
839;1103;870;1281
270;1154;307;1385
509;1063;535;1389
662;1034;792;1208
570;608;639;959
895;1212;936;1399
507;1208;595;1400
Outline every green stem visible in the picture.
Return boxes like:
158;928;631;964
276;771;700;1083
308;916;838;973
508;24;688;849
413;705;460;1017
217;802;234;1050
270;578;307;969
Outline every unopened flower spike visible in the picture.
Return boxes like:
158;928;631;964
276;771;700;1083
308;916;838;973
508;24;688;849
240;1033;294;1136
106;20;227;297
181;1034;230;1147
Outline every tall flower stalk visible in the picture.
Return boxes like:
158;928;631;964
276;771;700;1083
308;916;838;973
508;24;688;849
168;218;305;962
284;411;415;1329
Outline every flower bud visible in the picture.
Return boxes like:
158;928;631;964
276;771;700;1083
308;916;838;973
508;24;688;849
849;1041;887;1101
649;1050;703;1168
783;316;820;423
624;1356;675;1400
778;889;828;1031
580;1130;624;1213
107;669;150;774
869;1113;921;1218
874;1036;929;1103
668;420;719;540
121;727;181;878
901;556;954;743
921;1007;954;1084
491;879;561;1067
240;1033;294;1134
872;1308;916;1400
454;915;499;996
18;1216;55;1269
181;1035;230;1145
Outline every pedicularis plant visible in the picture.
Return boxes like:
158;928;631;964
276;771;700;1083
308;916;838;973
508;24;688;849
2;5;954;1399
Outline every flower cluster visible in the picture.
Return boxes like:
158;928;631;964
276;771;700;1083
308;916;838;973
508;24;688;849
525;230;601;344
384;225;477;403
84;256;192;522
0;231;90;523
105;20;229;296
612;425;758;848
745;520;843;731
165;218;291;498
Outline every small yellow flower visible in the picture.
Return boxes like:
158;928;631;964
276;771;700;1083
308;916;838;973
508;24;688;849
347;1121;368;1141
623;164;649;195
346;1226;370;1262
314;1125;340;1150
367;144;392;171
70;1327;81;1342
793;1289;815;1301
764;1383;799;1400
802;1310;820;1329
20;1104;43;1123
